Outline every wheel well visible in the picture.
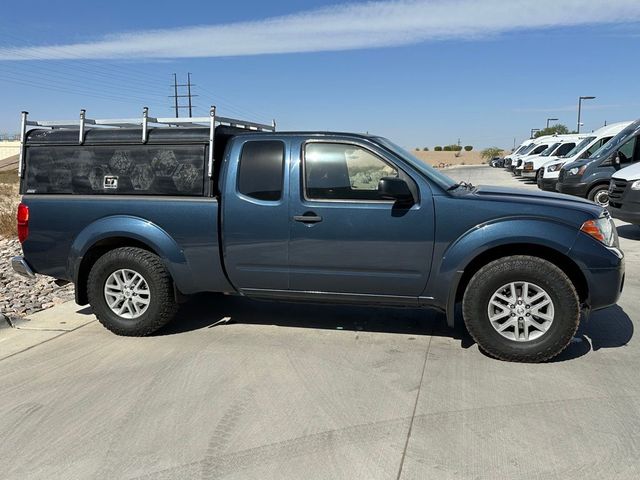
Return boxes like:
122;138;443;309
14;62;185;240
75;237;156;305
454;244;589;307
587;182;609;197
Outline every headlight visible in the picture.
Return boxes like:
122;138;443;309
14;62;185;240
581;215;617;247
632;180;640;190
567;165;587;176
547;163;563;172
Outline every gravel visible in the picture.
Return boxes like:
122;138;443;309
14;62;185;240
0;237;75;321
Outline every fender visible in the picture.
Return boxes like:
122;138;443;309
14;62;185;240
67;215;194;293
430;216;581;328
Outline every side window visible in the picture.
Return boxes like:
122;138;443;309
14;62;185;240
237;141;285;201
555;143;575;156
618;136;638;164
304;143;398;201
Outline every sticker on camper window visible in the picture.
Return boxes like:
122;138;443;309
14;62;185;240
103;176;119;189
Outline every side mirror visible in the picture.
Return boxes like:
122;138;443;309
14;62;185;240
378;177;413;203
613;152;624;169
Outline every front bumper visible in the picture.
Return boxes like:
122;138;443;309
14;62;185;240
569;233;625;311
11;256;36;278
513;168;523;176
537;176;558;192
609;205;640;225
521;170;536;178
556;180;589;197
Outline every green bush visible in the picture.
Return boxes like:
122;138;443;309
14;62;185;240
434;146;442;151
422;147;429;151
443;146;452;151
464;145;473;151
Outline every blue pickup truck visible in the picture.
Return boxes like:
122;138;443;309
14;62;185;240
11;109;625;362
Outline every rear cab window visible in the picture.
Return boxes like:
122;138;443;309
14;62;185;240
237;140;285;201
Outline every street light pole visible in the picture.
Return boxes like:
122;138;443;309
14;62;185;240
577;96;596;133
546;118;558;129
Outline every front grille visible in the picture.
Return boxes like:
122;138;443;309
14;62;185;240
524;162;533;171
609;179;627;206
558;169;566;183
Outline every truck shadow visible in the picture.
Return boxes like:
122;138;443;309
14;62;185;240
156;293;460;340
155;294;633;361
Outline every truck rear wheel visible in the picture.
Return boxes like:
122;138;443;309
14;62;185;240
462;255;580;362
87;247;178;336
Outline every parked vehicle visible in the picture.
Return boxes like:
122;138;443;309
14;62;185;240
11;109;625;362
512;136;556;175
503;140;534;170
538;122;631;192
490;157;504;168
521;135;582;181
557;119;640;206
609;162;640;224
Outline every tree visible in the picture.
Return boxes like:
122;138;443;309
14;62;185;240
534;124;569;138
464;145;473;151
434;146;443;151
480;147;505;162
422;147;429;151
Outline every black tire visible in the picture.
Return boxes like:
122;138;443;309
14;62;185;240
87;247;178;336
588;184;609;207
462;255;580;362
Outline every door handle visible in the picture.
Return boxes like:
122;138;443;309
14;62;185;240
293;213;323;223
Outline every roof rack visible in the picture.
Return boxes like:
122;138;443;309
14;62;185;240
18;106;276;179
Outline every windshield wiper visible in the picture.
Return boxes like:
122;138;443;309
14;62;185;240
447;181;474;191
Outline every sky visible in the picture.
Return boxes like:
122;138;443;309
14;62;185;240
0;0;639;149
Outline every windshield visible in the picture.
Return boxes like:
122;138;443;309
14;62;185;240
563;136;595;158
375;137;457;190
590;120;640;160
540;142;561;157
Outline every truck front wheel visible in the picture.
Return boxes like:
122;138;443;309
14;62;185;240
87;247;178;336
462;255;580;362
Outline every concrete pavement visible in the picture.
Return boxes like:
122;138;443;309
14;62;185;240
0;166;638;480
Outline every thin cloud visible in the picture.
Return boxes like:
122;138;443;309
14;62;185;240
514;104;627;113
1;0;640;60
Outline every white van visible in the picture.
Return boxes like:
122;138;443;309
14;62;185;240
609;161;640;224
511;136;557;175
537;121;632;191
503;140;534;168
521;135;584;180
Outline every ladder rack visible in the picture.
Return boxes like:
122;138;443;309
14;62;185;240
18;106;277;179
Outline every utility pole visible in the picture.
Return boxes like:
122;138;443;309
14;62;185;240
170;73;198;117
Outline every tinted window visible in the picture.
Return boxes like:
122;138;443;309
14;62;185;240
25;145;205;195
237;141;285;201
305;143;398;201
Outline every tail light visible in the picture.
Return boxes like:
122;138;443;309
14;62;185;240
17;203;29;243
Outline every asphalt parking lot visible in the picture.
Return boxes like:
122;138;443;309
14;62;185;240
1;165;639;480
